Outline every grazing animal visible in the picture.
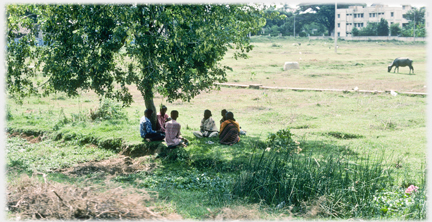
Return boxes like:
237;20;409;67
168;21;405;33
388;57;414;74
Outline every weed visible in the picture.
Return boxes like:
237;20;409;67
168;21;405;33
52;108;69;131
250;72;256;80
381;119;397;130
369;186;426;219
89;99;127;121
266;128;300;153
6;105;13;120
325;131;363;139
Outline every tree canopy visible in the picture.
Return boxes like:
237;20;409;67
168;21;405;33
7;4;273;126
297;4;335;36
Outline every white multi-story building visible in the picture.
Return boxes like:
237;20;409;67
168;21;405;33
335;4;412;37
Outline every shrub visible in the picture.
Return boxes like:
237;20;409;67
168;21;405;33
266;128;300;153
89;99;127;121
299;31;307;37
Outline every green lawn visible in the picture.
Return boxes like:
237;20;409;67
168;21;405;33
6;36;427;220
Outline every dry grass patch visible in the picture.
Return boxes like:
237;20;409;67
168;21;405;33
7;174;181;220
55;155;157;177
205;205;263;220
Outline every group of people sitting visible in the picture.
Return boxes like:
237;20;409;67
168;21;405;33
192;109;245;145
139;106;244;148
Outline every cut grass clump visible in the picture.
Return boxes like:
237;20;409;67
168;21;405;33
7;174;177;220
325;131;363;139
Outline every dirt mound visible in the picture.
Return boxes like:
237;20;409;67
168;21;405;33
7;132;42;143
7;174;181;220
55;155;157;177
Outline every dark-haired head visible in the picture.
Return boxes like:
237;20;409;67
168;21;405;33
160;105;167;114
221;109;227;117
225;112;234;121
204;109;212;119
144;109;153;117
171;110;179;120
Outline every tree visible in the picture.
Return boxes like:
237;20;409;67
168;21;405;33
269;25;280;36
404;7;426;26
390;23;401;36
358;22;378;36
351;27;359;36
7;4;272;127
297;3;366;36
377;18;389;36
403;7;426;37
298;4;335;36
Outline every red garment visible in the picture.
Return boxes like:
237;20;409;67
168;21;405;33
157;113;169;132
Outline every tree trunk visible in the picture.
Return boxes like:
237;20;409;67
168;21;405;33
142;88;158;130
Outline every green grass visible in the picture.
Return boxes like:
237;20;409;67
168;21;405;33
6;37;426;220
6;137;117;175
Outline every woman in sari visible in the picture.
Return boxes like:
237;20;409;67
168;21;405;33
219;112;240;145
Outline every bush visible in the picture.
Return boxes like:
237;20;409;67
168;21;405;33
390;23;401;36
299;31;307;37
89;99;127;121
266;128;300;153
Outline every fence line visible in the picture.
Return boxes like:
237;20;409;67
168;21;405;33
309;36;426;42
214;83;426;96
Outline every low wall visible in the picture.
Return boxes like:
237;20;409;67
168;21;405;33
309;36;426;42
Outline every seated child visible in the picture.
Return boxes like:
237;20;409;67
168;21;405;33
193;109;218;138
165;110;188;147
219;112;240;145
140;109;165;142
220;109;246;136
156;105;169;132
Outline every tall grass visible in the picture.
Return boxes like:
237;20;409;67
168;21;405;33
231;130;402;218
232;149;398;218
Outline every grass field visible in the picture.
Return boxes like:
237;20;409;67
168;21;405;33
5;36;427;220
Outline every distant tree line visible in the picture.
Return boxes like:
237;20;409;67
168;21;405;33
258;4;332;37
256;4;426;38
351;7;426;37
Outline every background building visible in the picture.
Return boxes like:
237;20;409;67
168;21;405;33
336;4;412;37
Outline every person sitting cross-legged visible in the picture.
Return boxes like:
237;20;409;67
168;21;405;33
140;109;165;142
156;105;169;132
193;109;218;138
219;111;240;145
165;110;188;148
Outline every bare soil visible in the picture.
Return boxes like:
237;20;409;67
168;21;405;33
8;132;42;143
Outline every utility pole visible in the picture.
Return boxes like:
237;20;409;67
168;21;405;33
294;14;296;38
335;2;337;53
414;10;416;40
